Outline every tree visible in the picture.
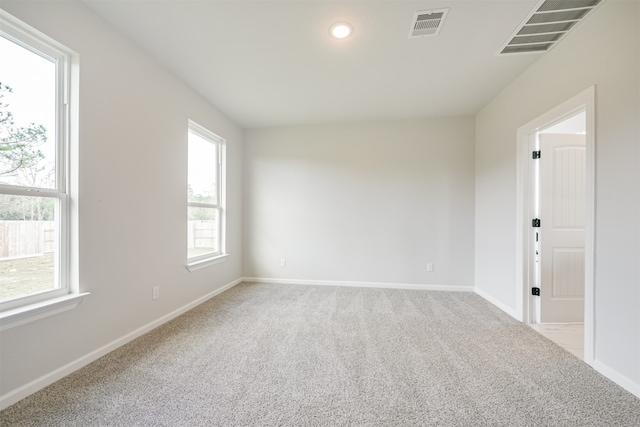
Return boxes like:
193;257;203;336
0;82;48;178
0;83;54;221
188;184;218;220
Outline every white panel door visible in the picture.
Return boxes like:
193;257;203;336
539;134;586;323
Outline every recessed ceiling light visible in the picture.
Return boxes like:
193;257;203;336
330;22;353;39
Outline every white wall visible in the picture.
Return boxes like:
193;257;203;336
475;0;639;392
244;118;475;288
3;0;637;410
0;1;243;404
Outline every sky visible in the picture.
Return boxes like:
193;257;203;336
0;34;56;187
188;131;218;200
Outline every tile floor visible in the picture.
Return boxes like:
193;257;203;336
528;323;584;360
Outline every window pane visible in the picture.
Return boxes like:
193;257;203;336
0;36;56;189
188;206;219;258
188;131;218;205
0;194;58;302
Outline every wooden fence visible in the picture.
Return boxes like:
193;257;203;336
0;220;215;259
188;220;217;250
0;221;56;259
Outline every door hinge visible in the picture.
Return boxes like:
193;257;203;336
532;287;540;296
532;150;541;159
532;218;541;227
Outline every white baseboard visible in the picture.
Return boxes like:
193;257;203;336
474;287;521;321
242;277;474;292
592;359;640;399
5;276;638;410
0;278;243;411
472;289;640;399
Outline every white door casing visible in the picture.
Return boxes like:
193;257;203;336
515;86;594;362
538;133;586;323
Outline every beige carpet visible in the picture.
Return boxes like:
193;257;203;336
2;282;639;426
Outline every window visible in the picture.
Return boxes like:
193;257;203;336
0;11;81;326
187;121;226;269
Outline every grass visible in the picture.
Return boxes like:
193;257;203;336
0;253;55;302
1;249;214;302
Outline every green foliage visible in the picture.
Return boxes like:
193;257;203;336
0;82;49;178
188;207;216;221
188;184;216;204
188;184;218;220
0;194;54;220
0;83;54;220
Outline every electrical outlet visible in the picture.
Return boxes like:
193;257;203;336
427;263;434;272
152;286;160;300
280;258;286;267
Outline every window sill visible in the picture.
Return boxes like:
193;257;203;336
186;254;228;272
0;292;89;332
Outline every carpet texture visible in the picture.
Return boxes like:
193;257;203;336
2;282;639;426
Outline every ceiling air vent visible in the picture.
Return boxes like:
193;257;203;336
498;0;602;55
409;8;449;38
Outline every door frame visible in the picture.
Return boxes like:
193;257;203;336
515;86;595;364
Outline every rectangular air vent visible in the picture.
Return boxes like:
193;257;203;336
409;8;449;38
498;0;602;55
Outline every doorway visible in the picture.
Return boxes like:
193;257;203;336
536;118;586;324
515;87;595;364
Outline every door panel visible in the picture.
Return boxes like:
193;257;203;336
539;134;585;323
551;248;585;298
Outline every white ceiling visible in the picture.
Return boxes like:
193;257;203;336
82;0;544;129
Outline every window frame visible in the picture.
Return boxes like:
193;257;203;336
186;120;226;270
0;10;84;328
